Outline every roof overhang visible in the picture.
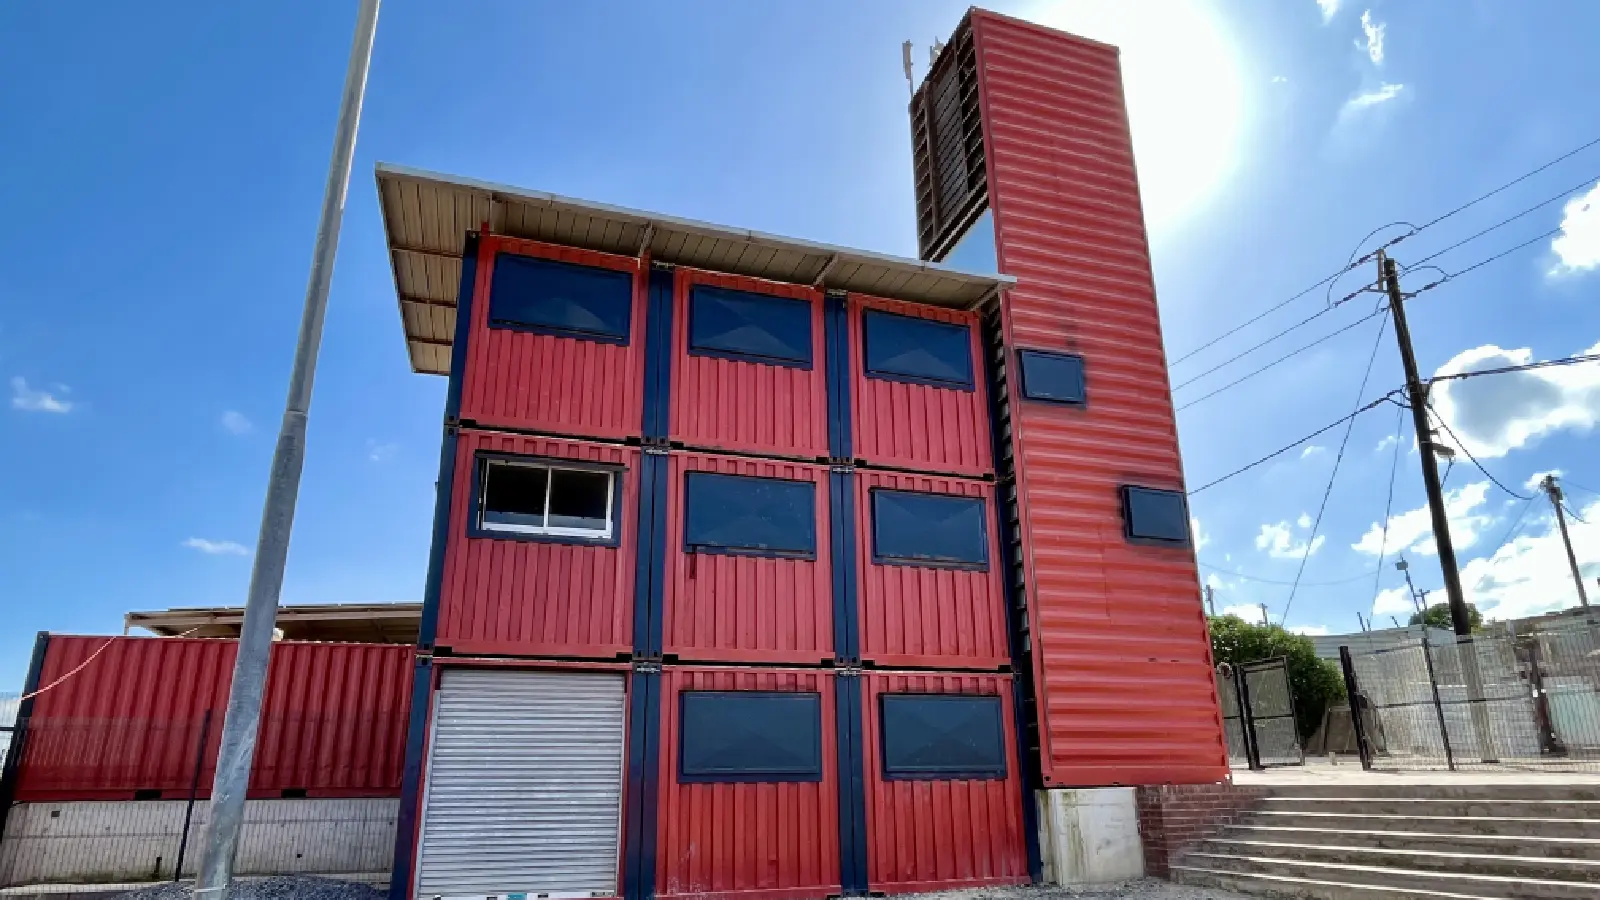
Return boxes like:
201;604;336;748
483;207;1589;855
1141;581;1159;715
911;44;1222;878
376;163;1015;375
124;602;421;644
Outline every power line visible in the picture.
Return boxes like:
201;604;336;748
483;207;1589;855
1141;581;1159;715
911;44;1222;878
1189;390;1404;495
1428;353;1600;384
1403;172;1600;272
1168;263;1369;367
1282;310;1392;624
1370;403;1407;610
1171;304;1344;392
1424;397;1533;500
1175;308;1388;411
1410;226;1564;296
1412;135;1600;233
1487;495;1537;560
1564;480;1600;498
1198;560;1382;587
1566;503;1590;526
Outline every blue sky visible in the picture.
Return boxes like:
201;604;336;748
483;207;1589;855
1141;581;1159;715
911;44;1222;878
2;0;1598;687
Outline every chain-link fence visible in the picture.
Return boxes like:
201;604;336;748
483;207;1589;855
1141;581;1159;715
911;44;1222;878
1216;658;1304;770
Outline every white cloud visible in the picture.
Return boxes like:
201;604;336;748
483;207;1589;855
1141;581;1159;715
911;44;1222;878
367;440;398;463
11;377;73;413
1358;10;1386;65
1297;512;1313;530
1373;585;1416;617
1526;470;1563;492
182;537;249;556
1430;341;1600;459
1288;624;1330;636
1257;520;1326;559
1301;445;1327;459
1550;180;1600;275
1341;82;1403;116
1205;573;1225;590
1463;495;1600;619
1316;0;1341;23
221;410;252;435
1191;516;1210;551
1375;434;1399;453
1220;603;1265;621
1353;481;1494;558
1270;75;1290;84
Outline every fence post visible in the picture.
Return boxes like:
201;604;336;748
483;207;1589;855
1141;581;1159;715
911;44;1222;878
1418;633;1456;772
1523;636;1567;757
1235;664;1263;771
1338;646;1373;771
174;709;215;882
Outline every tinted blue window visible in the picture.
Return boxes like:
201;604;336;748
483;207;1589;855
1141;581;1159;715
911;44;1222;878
689;286;813;368
1019;350;1086;405
881;694;1006;780
871;489;987;568
684;472;816;557
489;253;633;344
862;310;974;390
679;692;823;782
1123;486;1190;544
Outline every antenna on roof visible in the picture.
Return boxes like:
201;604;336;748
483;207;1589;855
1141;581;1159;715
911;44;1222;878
931;38;945;64
902;40;914;96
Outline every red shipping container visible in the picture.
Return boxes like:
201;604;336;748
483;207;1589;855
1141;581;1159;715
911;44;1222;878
849;295;992;477
14;636;412;801
661;451;833;665
969;9;1227;784
856;471;1009;670
437;428;639;660
670;269;828;459
656;666;841;900
459;234;647;440
862;671;1028;892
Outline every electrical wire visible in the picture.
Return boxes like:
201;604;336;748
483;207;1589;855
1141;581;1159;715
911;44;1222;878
1410;227;1564;296
1281;311;1392;624
1428;353;1600;384
1403;172;1600;272
1170;304;1345;391
1198;560;1382;587
1487;496;1537;559
1565;503;1590;525
1564;480;1600;498
1412;135;1600;233
1370;403;1408;612
1188;391;1404;495
1424;396;1532;500
1175;308;1388;411
1168;262;1371;367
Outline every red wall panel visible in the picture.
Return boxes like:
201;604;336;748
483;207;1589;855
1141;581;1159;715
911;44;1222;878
661;452;833;665
15;637;412;801
459;235;646;440
437;429;638;659
970;9;1227;785
850;296;992;476
863;672;1027;892
657;667;840;900
670;269;828;459
856;471;1009;670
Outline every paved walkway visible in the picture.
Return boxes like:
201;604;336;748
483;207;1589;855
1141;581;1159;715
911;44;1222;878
1233;760;1600;786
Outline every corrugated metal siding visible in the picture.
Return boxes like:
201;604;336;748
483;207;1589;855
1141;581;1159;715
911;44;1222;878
855;472;1008;670
862;672;1027;892
459;235;646;439
14;638;412;801
849;296;992;477
437;429;638;659
671;270;829;459
656;667;840;900
661;453;833;665
970;9;1226;785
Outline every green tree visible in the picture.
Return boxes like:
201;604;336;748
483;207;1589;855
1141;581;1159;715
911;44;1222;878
1208;615;1346;740
1408;600;1482;632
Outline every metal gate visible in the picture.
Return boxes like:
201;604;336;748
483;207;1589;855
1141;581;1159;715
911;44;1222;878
1217;658;1303;769
1215;664;1251;767
414;669;627;900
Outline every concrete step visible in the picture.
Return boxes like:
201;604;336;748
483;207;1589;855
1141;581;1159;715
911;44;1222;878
1257;796;1600;818
1175;852;1600;899
1251;783;1600;802
1246;810;1600;838
1173;865;1505;900
1195;838;1600;881
1223;824;1600;859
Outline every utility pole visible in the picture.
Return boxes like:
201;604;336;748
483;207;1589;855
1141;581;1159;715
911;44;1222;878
1260;603;1270;627
1541;474;1591;608
1204;584;1216;617
195;2;381;897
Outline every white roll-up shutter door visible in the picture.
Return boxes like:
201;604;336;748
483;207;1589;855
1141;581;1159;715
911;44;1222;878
415;669;627;900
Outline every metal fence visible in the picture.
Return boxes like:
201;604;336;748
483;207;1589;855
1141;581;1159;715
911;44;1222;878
1340;617;1600;772
1216;658;1304;770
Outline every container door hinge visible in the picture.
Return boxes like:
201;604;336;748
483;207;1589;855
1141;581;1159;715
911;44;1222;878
632;661;662;674
835;665;864;678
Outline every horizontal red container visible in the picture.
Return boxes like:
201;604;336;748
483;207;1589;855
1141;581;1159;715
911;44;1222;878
850;295;992;477
855;471;1009;670
661;452;833;665
15;636;412;801
670;269;828;459
459;234;647;440
971;8;1227;785
656;666;840;900
862;671;1028;892
437;428;638;659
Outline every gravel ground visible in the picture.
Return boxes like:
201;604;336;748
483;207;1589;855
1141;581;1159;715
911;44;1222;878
115;875;385;900
901;881;1248;900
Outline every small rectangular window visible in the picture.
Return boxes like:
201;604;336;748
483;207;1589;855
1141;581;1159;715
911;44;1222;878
489;252;633;344
1122;486;1190;545
475;455;619;543
689;286;813;368
679;691;823;783
862;309;974;390
871;489;988;568
881;694;1007;780
1018;350;1086;405
684;472;816;558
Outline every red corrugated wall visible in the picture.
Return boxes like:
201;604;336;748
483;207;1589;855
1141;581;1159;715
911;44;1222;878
862;672;1027;892
850;296;992;477
656;666;840;900
855;471;1008;670
671;269;828;459
970;9;1226;785
459;235;646;439
437;429;638;659
661;452;833;665
15;637;412;801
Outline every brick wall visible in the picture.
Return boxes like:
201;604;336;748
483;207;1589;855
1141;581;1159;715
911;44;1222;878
1135;782;1267;878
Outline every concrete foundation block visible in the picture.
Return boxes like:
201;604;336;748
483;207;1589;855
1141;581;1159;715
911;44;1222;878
1037;787;1144;885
